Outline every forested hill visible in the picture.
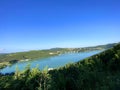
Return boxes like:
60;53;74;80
85;43;118;49
0;43;120;90
49;43;120;90
50;43;117;51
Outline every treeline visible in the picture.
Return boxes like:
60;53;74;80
0;43;120;90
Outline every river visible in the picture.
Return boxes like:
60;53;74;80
0;50;103;74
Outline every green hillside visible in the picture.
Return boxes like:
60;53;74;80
49;43;120;90
0;50;59;63
0;43;116;65
0;43;120;90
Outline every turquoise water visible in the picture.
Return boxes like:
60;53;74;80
0;50;102;74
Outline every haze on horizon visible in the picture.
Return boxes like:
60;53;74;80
0;0;120;53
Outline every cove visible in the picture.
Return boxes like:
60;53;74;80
0;50;103;74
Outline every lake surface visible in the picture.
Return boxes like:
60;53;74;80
0;50;103;74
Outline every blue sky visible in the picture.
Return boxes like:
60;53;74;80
0;0;120;53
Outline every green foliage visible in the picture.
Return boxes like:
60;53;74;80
49;43;120;90
0;65;51;90
0;43;120;90
0;64;7;69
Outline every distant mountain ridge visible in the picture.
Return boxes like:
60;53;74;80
88;43;118;49
49;43;118;51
